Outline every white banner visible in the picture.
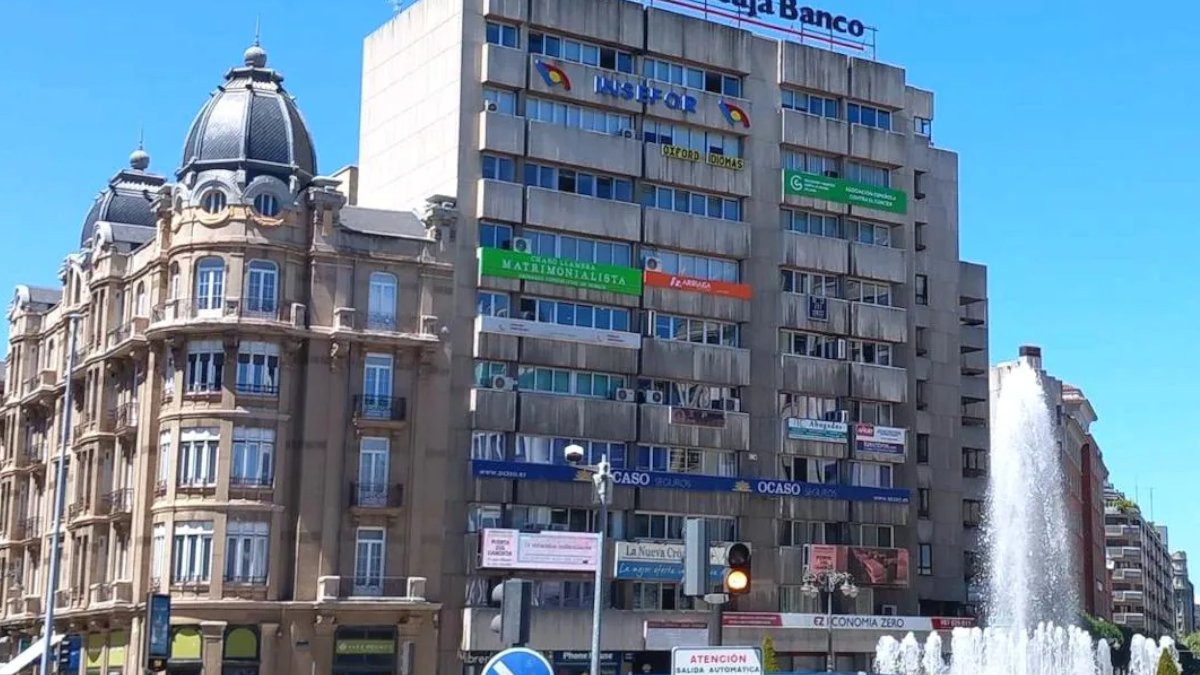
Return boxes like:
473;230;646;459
479;528;600;572
723;612;975;632
476;315;642;349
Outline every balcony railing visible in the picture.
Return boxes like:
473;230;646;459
23;442;46;464
15;516;40;540
352;395;407;422
230;475;274;489
235;382;279;397
320;575;426;600
106;322;131;348
67;499;91;521
365;312;398;332
224;574;268;585
240;298;280;321
350;482;403;508
101;488;133;515
150;298;300;325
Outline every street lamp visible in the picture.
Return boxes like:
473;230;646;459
564;444;612;675
801;568;859;673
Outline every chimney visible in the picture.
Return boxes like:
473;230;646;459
1019;344;1043;370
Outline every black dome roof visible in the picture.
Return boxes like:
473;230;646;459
80;149;166;247
179;45;317;181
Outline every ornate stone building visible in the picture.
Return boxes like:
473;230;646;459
0;42;454;675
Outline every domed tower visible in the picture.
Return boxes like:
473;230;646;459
79;145;166;249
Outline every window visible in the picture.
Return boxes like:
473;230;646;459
963;448;986;477
642;120;742;158
631;582;692;610
478;222;513;249
514;436;626;468
236;341;279;396
781;89;838;118
783;150;839;177
915;222;927;251
631;513;735;542
151;523;166;582
362;354;394;418
467;503;503;532
851;461;893;488
641;184;741;221
473;361;508;388
781;521;849;548
777;392;837;420
918;488;931;517
642;248;738;283
914;116;932;136
186;340;224;394
135;282;147;317
918;544;933;575
517;297;630;331
781;208;841;238
510;506;598;533
526;97;633;135
477;291;510;318
157;431;171;484
524;229;632;267
845;279;891;306
194;257;225;313
916;434;930;464
252;193;280;217
963;500;983;527
782;457;838;484
516;366;626;399
916;380;928;408
225;521;269;583
847;102;892;131
653;313;739;347
523;162;633;202
481;154;515;182
231;427;274;487
177;428;218;488
485;21;519;48
915;274;929;305
471;432;505;461
852;400;894;426
482;88;517;115
353;529;386;594
914;170;927;197
168;263;181;300
172;521;214;583
781;269;839;297
636;446;735;477
367;271;398;330
845;161;890;187
243;260;277;315
846;219;891;247
200;190;227;214
642;57;741;97
529;32;633;73
850;339;893;366
860;524;894;548
780;331;841;360
915;327;928;356
637;379;739;410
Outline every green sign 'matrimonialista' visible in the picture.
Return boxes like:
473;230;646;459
479;247;643;295
783;170;908;214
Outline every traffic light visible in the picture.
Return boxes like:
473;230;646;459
490;579;532;647
723;543;751;595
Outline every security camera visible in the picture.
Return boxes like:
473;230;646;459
563;444;585;464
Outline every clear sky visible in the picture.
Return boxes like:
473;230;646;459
1;0;1197;575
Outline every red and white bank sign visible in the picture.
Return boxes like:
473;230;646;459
672;647;763;675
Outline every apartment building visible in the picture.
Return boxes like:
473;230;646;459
0;44;456;674
357;1;989;672
1173;551;1195;637
1105;486;1174;637
1062;384;1111;620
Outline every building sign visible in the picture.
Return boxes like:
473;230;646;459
534;60;571;90
786;417;848;442
672;646;762;675
614;541;728;581
807;295;829;321
718;100;751;129
806;544;910;588
660;144;747;171
335;640;396;656
723;613;975;632
854;423;906;459
636;0;873;53
783;170;907;214
595;75;698;113
470;459;911;504
476;315;642;350
644;269;752;299
145;593;171;670
480;528;600;572
479;247;642;295
670;406;727;428
646;622;709;651
551;651;621;666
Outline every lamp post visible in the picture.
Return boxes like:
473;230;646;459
801;568;859;673
564;445;612;675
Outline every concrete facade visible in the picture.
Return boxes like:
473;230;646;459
1172;551;1195;637
1105;486;1174;637
356;1;988;672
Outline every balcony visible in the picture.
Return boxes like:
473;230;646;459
100;488;133;517
349;482;404;513
479;109;525;156
317;575;429;602
849;303;907;343
518;391;637;441
639;403;749;451
105;317;149;357
113;402;138;437
961;402;987;427
781;108;848;155
1113;590;1145;604
14;516;40;542
850;362;907;403
67;499;91;522
22;369;58;404
1114;612;1146;628
476;178;523;222
849;243;906;284
147;298;305;336
780;354;848;398
89;581;132;606
641;339;750;388
961;324;987;354
1107;546;1141;563
528;121;641;177
525;186;641;242
645;208;750;260
481;43;525;89
352;395;407;427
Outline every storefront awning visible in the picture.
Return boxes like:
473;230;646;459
0;634;64;675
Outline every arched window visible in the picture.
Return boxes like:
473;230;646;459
135;282;147;317
252;193;280;218
243;260;278;316
194;257;225;315
201;190;227;214
367;272;397;331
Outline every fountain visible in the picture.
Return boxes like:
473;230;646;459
873;355;1179;675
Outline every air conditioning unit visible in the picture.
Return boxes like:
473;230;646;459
613;388;636;403
620;128;635;139
643;255;662;272
640;390;665;405
642;310;657;337
824;170;840;178
490;375;516;391
511;237;532;254
836;338;848;360
483;100;498;113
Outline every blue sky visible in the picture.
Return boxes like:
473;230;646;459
1;0;1197;574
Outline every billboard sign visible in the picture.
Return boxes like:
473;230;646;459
783;170;907;214
479;247;642;295
613;540;728;582
476;315;642;350
854;423;906;460
806;544;910;588
786;417;848;442
644;270;753;300
479;528;600;572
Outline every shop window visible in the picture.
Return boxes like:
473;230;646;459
333;627;397;675
169;626;203;674
222;626;260;675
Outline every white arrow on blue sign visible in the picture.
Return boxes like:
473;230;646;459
481;647;555;675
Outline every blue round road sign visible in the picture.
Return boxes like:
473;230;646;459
481;647;554;675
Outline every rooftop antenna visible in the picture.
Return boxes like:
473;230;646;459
253;16;261;46
137;126;144;151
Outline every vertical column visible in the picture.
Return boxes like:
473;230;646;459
200;621;225;675
259;622;279;675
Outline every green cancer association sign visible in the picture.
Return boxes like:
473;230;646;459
479;247;643;295
783;169;908;214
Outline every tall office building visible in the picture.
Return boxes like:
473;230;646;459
1105;485;1174;637
357;1;988;672
0;44;456;674
1173;552;1195;637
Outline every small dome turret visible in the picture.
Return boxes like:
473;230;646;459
79;145;166;247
